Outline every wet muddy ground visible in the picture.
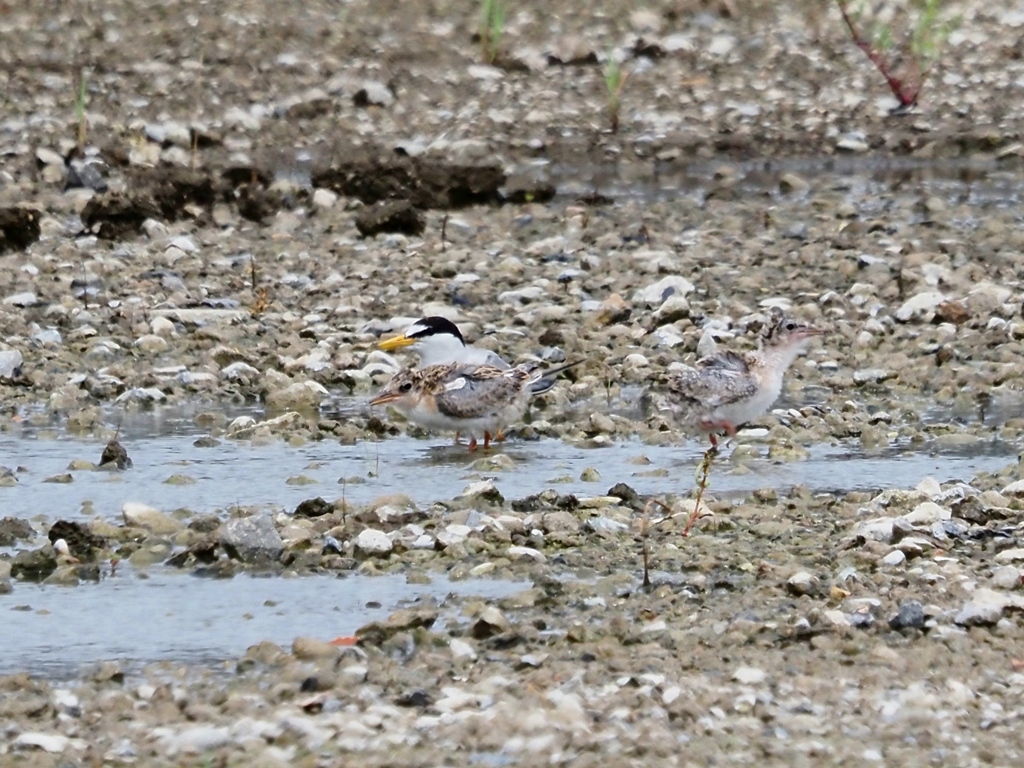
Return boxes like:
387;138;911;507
2;0;1024;766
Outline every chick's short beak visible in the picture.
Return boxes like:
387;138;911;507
377;334;416;352
369;392;401;407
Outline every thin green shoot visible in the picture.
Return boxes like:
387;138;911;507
480;0;505;65
603;53;628;133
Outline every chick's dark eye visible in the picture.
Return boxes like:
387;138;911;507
398;382;413;393
785;321;797;331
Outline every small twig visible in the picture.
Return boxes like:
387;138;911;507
440;213;449;253
684;444;719;536
639;504;652;589
836;0;921;108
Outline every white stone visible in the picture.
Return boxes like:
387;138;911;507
449;639;477;661
312;188;338;209
991;565;1022;590
150;316;176;337
0;349;23;378
354;528;393;555
13;732;71;753
436;524;472;547
122;502;183;534
915;476;942;497
134;334;169;353
994;548;1024;563
632;276;694;306
506;545;546;562
955;588;1024;626
264;381;328;410
162;726;231;755
895;291;945;322
3;291;38;307
222;361;260;381
881;550;906;566
733;666;766;685
899;501;950;526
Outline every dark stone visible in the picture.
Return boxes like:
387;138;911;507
235;183;285;223
300;676;332;693
294;497;335;518
0;207;41;253
355;608;438;646
188;515;222;534
888;600;926;631
538;327;564;346
355;200;425;238
555;494;579;511
0;517;36;547
285;98;332;120
312;156;505;210
165;538;219;569
11;546;58;581
100;439;132;469
132;166;216;221
511;494;549;513
47;520;106;561
66;159;108;192
502;180;556;205
607;482;640;505
394;689;432;708
81;194;160;240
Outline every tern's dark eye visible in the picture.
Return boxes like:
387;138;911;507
785;321;797;331
398;381;413;393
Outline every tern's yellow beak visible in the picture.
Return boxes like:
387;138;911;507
369;391;401;407
378;334;416;352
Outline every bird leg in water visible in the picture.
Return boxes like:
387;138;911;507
684;443;719;536
483;430;493;450
453;431;461;445
702;420;737;448
468;436;479;452
494;428;505;442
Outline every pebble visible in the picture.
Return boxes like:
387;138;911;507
632;275;695;306
0;349;23;378
786;571;818;596
732;666;767;685
13;732;73;753
161;726;231;755
955;589;1024;626
121;502;183;534
888;600;926;630
354;528;393;555
220;515;284;563
895;291;946;321
3;291;38;307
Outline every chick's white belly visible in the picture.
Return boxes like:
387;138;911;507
399;399;525;437
712;382;780;427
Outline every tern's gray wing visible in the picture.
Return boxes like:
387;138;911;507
666;362;758;411
482;349;510;369
433;367;529;419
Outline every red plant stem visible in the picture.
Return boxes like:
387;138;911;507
836;0;918;107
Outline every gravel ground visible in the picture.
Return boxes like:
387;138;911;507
2;1;1024;766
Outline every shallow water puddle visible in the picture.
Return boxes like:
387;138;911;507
0;428;1015;521
1;570;527;677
